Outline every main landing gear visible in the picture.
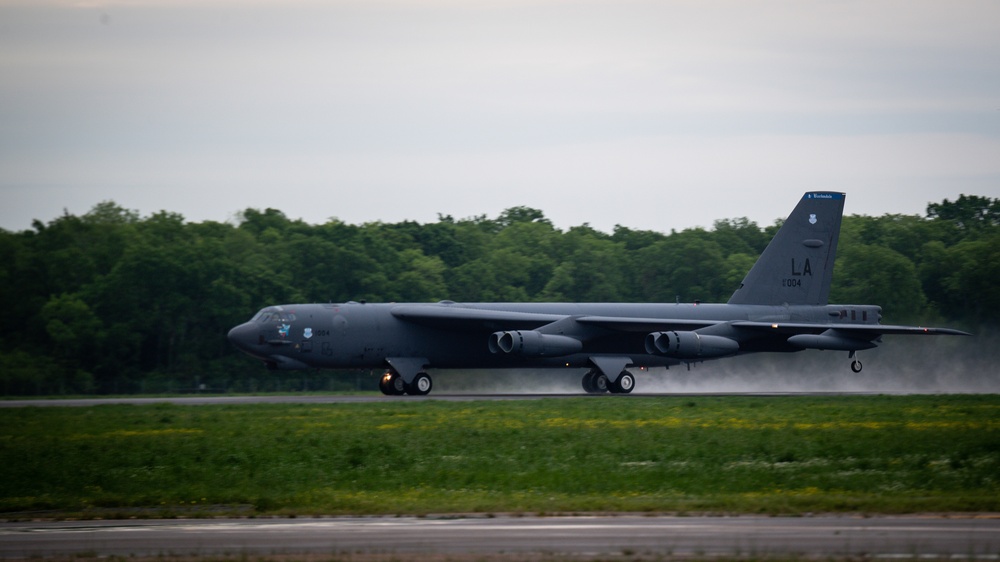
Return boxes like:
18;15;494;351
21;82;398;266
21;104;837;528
582;369;635;394
379;370;433;396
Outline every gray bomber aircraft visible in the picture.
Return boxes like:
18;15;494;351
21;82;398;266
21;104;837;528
228;192;970;396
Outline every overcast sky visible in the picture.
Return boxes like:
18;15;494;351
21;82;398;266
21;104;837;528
2;0;999;234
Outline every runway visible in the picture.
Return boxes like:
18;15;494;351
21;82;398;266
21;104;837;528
0;394;558;408
0;392;888;408
1;515;998;559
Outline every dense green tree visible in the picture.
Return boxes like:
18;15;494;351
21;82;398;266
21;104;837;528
719;253;757;297
927;194;1000;232
492;220;561;298
446;250;533;302
40;293;103;392
633;230;727;302
542;233;628;302
393;250;449;302
495;206;550;229
830;244;927;322
610;225;667;252
933;234;1000;324
712;217;769;256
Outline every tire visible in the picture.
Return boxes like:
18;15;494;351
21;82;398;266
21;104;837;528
614;371;635;394
407;372;433;396
378;372;394;395
380;371;405;396
593;373;609;393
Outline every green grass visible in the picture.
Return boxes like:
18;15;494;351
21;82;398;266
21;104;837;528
1;395;998;517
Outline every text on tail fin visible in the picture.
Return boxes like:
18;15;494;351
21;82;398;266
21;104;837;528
727;192;845;307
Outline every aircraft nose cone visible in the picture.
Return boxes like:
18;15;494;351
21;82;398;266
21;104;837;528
227;322;255;351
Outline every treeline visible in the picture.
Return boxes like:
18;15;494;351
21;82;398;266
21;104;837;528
1;195;997;395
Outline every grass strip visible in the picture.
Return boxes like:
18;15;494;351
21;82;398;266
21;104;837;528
1;395;998;517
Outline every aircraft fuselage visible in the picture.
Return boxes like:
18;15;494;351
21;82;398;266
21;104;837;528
227;300;883;372
227;192;969;395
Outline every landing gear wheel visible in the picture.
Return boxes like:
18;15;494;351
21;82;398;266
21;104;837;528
851;360;863;373
379;371;406;396
610;371;635;394
592;373;610;393
582;370;606;394
406;372;433;396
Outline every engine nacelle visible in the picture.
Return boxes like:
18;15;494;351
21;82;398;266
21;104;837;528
488;330;583;357
644;331;739;359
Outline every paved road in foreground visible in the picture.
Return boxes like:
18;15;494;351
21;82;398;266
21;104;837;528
1;515;998;559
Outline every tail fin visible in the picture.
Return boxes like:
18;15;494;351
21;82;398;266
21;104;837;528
727;192;845;306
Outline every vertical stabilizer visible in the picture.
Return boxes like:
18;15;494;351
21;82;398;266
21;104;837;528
727;192;845;306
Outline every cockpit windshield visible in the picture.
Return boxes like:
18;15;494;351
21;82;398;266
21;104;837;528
252;306;297;323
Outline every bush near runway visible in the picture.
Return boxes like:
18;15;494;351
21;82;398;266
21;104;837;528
1;395;998;517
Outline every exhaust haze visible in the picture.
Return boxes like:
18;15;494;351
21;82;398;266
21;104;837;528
430;333;995;395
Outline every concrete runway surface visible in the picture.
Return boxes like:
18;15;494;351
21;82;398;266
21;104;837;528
1;516;999;559
0;392;895;408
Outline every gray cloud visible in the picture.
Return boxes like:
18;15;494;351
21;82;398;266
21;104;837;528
2;0;998;232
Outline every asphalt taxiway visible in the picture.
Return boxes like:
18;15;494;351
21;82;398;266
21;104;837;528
1;515;998;559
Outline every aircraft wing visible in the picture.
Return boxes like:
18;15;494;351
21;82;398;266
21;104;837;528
732;321;972;339
390;306;722;334
576;316;722;332
390;304;564;331
390;304;971;342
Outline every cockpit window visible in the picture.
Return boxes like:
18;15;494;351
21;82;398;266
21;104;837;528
254;307;296;323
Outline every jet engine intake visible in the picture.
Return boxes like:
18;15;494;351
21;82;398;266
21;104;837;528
488;330;583;357
644;331;739;359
